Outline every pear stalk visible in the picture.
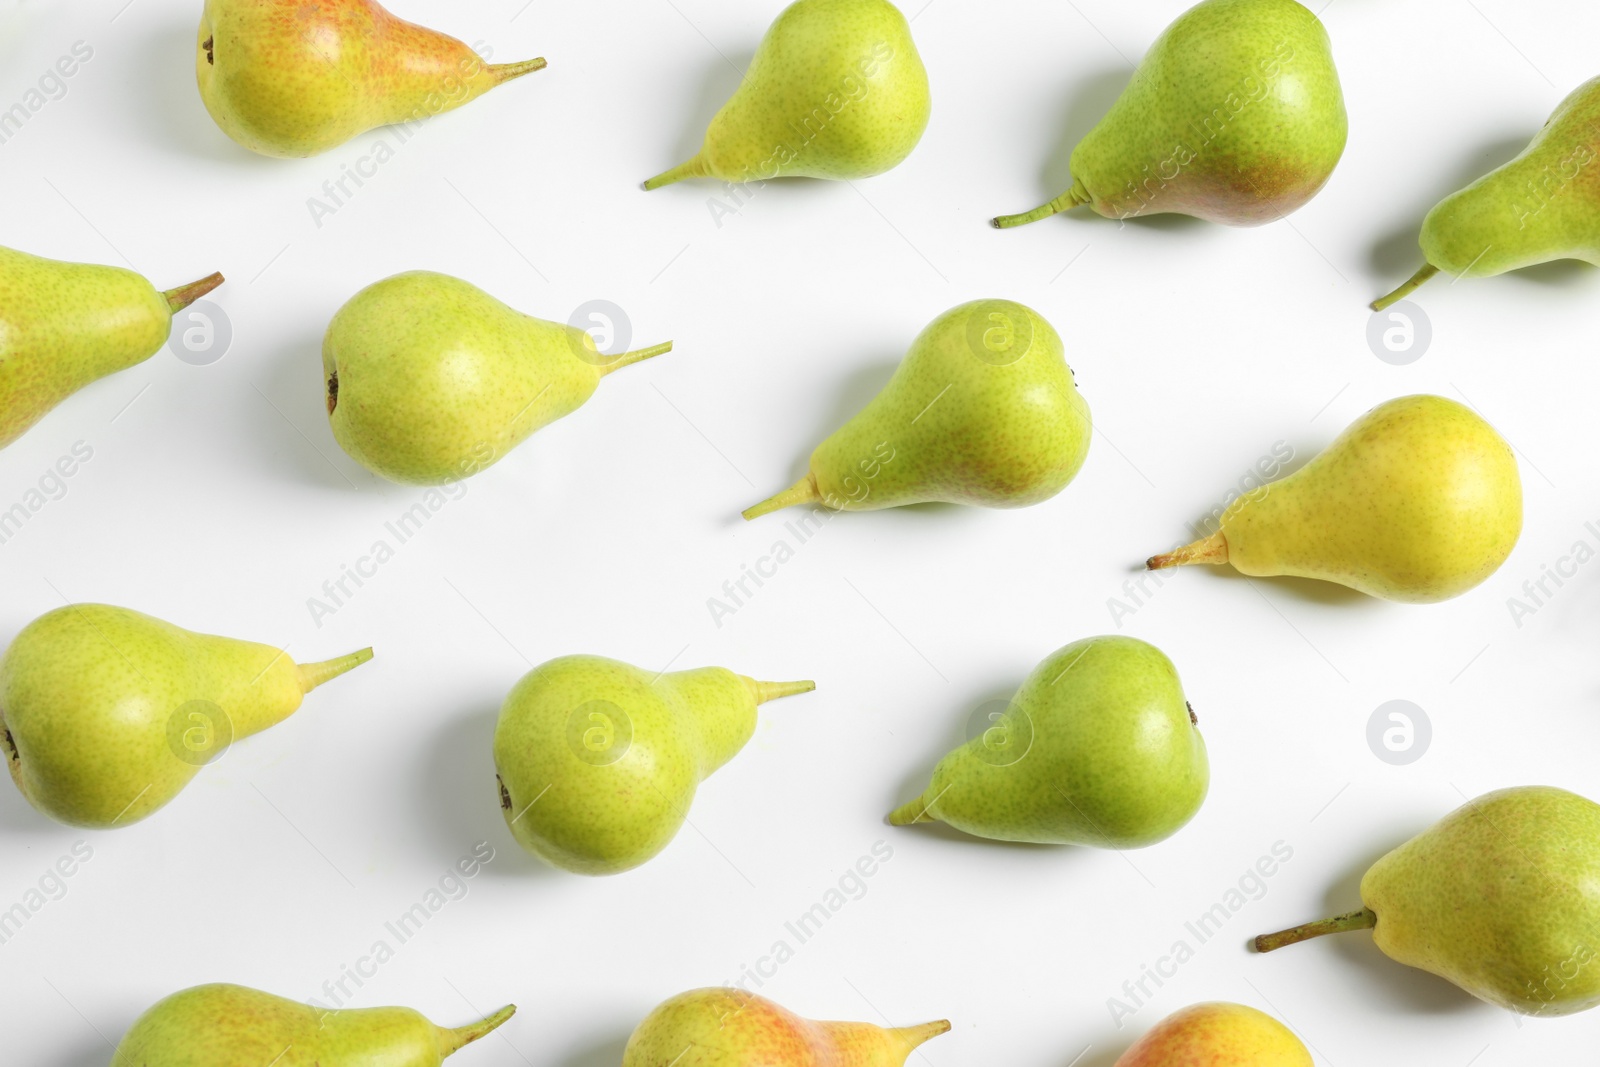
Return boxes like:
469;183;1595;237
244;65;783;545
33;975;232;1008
162;272;226;313
643;157;709;191
1371;264;1440;311
438;1004;516;1056
887;797;934;825
748;678;816;704
991;182;1092;229
488;58;547;84
1147;530;1229;570
598;340;673;375
1253;907;1376;952
892;1020;952;1050
297;647;374;692
743;475;822;520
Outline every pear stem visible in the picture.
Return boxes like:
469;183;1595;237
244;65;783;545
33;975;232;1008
887;796;935;826
892;1020;952;1051
598;340;672;376
742;475;822;520
1371;264;1440;312
163;272;226;314
643;156;709;190
1147;530;1229;570
439;1004;517;1057
991;181;1092;228
1254;907;1376;952
489;58;547;84
749;678;816;704
297;647;374;693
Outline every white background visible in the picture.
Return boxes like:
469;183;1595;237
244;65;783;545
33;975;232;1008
2;0;1599;1064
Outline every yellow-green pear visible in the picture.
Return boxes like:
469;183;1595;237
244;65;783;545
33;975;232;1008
493;655;813;875
324;271;672;485
0;605;371;828
0;246;223;450
742;300;1091;519
197;0;546;158
644;0;930;189
112;983;513;1066
1113;1003;1311;1067
1255;786;1600;1016
1147;395;1521;602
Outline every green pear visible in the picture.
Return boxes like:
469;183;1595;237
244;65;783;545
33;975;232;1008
493;655;813;875
742;299;1090;519
0;247;223;450
643;0;930;189
0;604;371;829
197;0;545;158
889;636;1208;848
1255;786;1600;1016
324;271;671;485
112;983;513;1066
1374;77;1600;310
1147;394;1522;602
1115;1003;1311;1067
623;988;948;1067
993;0;1345;228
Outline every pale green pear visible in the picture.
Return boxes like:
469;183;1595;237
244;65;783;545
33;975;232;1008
0;246;223;450
112;983;513;1066
993;0;1345;228
197;0;545;158
742;299;1090;519
1255;786;1600;1016
493;655;813;875
643;0;930;189
623;988;948;1067
890;636;1208;848
1148;395;1522;602
1374;77;1600;310
324;272;671;485
0;605;371;828
1114;1004;1311;1067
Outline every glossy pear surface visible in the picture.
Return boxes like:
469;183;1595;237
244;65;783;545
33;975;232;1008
197;0;545;157
493;655;813;875
744;300;1090;518
0;246;222;450
890;636;1208;848
622;988;948;1067
1375;77;1600;309
1115;1003;1310;1067
1256;787;1600;1015
644;0;929;188
324;272;671;485
994;0;1344;227
1149;395;1521;602
0;605;370;828
112;983;513;1066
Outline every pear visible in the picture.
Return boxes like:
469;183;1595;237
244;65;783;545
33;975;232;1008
112;983;513;1066
1114;1003;1310;1067
1147;395;1522;602
993;0;1345;228
0;246;223;450
743;299;1090;519
643;0;930;189
324;271;671;485
1255;786;1600;1016
197;0;545;158
889;636;1208;848
623;988;948;1067
493;655;813;875
1374;77;1600;310
0;604;371;828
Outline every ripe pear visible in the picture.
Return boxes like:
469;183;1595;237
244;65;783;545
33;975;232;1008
1114;1003;1310;1067
493;655;813;875
1147;395;1522;602
643;0;930;189
0;604;371;828
1374;77;1600;310
324;272;671;485
196;0;545;158
993;0;1345;228
743;299;1090;519
112;983;513;1066
889;636;1208;848
622;988;949;1067
0;246;223;450
1255;786;1600;1016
